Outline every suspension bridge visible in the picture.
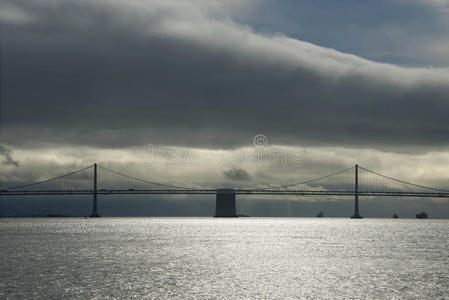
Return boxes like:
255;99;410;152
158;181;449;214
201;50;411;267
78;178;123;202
1;164;448;218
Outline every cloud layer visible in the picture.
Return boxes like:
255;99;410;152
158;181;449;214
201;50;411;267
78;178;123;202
1;0;448;151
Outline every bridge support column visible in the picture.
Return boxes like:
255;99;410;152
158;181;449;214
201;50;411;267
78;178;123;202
215;189;237;217
351;164;363;219
89;163;100;217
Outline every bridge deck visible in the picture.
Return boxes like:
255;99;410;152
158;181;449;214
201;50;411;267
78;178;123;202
1;189;448;197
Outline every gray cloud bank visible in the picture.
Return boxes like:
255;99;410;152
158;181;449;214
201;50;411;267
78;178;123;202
0;145;19;167
1;0;448;151
223;167;251;182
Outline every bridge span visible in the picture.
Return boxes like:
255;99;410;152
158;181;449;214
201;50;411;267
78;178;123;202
1;164;448;218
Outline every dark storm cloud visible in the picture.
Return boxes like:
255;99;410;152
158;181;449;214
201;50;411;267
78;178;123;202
223;167;251;181
1;0;449;151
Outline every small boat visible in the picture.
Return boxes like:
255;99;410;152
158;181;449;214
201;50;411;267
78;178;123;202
393;214;398;218
416;212;428;219
316;211;324;217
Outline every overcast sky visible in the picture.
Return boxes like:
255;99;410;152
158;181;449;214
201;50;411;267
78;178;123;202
1;0;448;217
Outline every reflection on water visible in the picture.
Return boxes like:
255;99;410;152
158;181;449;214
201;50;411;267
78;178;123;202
1;218;448;299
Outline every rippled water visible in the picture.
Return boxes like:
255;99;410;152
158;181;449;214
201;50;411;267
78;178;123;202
1;218;448;299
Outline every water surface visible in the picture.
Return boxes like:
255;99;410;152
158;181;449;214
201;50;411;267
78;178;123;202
1;218;448;299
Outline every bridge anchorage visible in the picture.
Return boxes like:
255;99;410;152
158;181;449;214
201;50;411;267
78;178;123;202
1;163;448;218
215;189;237;217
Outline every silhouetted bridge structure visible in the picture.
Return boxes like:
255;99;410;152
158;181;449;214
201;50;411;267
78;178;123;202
1;164;448;218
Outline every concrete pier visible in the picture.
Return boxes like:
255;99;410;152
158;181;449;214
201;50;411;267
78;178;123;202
215;189;237;217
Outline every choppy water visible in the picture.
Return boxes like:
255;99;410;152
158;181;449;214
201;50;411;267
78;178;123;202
1;218;448;299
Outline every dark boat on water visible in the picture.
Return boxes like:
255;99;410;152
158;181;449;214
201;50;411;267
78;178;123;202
416;212;428;219
316;211;324;217
393;214;398;218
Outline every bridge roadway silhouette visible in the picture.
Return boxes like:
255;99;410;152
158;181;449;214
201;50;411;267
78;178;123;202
1;164;448;218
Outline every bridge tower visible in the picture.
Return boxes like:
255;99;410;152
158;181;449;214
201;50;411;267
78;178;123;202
351;164;363;219
215;189;237;217
89;163;100;217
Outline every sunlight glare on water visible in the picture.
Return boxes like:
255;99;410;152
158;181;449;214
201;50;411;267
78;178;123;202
1;218;448;299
